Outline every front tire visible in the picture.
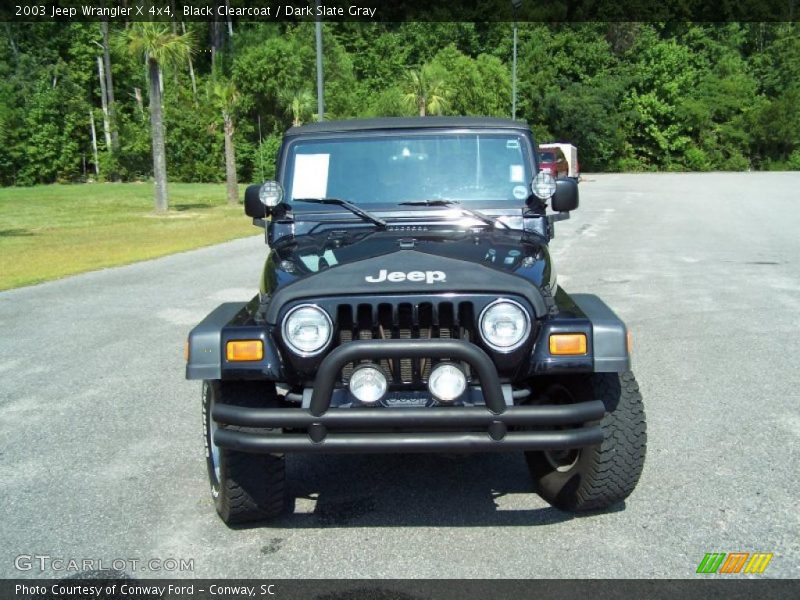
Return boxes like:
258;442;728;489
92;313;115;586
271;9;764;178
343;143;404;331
526;371;646;511
202;380;286;525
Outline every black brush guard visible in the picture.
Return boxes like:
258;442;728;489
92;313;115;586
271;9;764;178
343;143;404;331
213;339;605;453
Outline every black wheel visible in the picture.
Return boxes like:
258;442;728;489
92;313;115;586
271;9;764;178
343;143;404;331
526;371;646;511
202;380;287;525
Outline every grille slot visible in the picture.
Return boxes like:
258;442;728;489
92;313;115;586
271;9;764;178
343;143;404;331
337;301;476;385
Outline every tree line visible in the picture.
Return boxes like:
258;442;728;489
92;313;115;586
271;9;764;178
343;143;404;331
1;21;798;210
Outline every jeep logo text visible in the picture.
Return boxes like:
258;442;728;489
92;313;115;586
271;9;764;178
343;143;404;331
365;270;446;284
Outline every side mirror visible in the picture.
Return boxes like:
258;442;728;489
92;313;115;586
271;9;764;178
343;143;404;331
551;178;579;212
244;185;267;218
244;181;284;218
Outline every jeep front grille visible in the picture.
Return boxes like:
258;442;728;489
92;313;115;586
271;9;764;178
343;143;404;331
336;301;476;385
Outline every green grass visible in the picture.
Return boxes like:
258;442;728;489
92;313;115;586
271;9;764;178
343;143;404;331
0;183;257;291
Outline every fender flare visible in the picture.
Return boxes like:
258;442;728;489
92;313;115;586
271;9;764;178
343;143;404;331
186;302;283;381
571;293;631;373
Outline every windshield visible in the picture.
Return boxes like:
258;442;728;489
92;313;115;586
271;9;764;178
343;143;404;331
539;151;555;162
284;133;533;206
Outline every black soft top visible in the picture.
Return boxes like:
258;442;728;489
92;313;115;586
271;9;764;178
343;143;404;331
286;116;530;137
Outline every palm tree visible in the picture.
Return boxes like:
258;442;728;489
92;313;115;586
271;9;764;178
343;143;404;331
279;89;315;127
119;23;194;213
209;78;240;206
402;64;451;117
99;19;119;153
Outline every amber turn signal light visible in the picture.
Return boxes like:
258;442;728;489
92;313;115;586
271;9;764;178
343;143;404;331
226;340;264;362
549;333;587;355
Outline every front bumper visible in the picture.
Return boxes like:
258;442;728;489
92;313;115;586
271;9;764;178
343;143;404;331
212;339;605;453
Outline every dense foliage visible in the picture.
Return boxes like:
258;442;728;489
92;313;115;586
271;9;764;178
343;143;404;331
1;21;798;186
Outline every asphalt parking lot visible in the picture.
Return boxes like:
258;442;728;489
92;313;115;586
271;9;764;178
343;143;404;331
1;172;798;579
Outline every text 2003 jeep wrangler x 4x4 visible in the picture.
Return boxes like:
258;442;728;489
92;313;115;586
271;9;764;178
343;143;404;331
186;117;646;524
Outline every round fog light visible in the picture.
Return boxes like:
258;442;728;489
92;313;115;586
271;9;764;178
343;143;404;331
349;365;388;404
531;171;557;200
428;364;467;402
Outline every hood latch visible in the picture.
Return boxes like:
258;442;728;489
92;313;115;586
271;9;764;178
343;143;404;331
398;238;416;249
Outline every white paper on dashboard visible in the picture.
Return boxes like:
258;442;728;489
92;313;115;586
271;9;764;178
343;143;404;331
509;164;524;182
292;154;330;198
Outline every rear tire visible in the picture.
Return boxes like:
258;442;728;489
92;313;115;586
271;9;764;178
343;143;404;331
202;380;287;525
526;371;646;511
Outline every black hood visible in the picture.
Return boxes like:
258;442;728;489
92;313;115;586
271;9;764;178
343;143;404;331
261;230;553;325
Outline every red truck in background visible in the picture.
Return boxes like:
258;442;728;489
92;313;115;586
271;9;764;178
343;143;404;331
538;143;580;181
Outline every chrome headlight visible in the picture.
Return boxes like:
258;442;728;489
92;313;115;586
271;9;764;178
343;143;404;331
479;299;530;352
282;304;332;356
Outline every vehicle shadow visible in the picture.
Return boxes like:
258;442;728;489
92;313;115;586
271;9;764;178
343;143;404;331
173;203;214;211
0;228;34;237
239;452;624;529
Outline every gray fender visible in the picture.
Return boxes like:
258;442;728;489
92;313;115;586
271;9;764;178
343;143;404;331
185;301;284;381
186;303;246;380
571;293;631;373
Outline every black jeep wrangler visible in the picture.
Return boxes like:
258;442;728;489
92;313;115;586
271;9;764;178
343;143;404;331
186;117;646;524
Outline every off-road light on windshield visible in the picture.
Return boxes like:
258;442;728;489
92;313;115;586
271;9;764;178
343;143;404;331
531;171;557;200
349;364;388;404
282;304;332;356
428;363;467;402
259;181;284;207
549;333;587;355
226;340;264;362
479;299;530;352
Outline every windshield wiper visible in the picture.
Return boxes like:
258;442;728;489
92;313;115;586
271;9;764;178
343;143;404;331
293;197;386;228
398;199;510;229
